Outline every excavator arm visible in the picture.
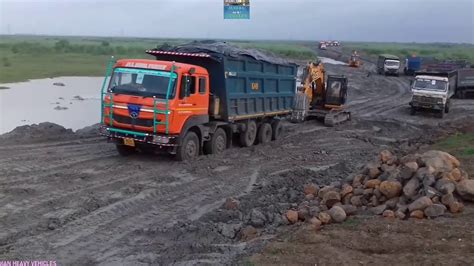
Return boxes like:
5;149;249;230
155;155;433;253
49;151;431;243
301;61;326;106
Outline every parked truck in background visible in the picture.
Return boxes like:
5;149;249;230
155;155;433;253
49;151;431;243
404;56;421;75
377;54;400;76
100;42;296;160
456;68;474;99
409;71;457;118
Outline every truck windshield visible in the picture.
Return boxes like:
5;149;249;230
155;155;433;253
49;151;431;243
108;67;177;99
413;79;447;91
385;60;399;66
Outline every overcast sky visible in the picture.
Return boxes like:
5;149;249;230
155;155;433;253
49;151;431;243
0;0;473;43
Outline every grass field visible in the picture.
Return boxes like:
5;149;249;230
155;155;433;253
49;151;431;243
1;35;473;83
0;36;316;83
433;133;474;158
342;42;474;64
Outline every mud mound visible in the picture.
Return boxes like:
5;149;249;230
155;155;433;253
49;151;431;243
0;122;76;144
75;123;100;138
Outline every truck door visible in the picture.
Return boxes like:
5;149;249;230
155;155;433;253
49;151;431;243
178;75;209;117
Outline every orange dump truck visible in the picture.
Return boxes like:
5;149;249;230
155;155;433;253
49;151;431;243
100;43;297;160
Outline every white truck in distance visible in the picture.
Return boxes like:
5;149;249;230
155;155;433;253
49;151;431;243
377;54;400;76
409;72;456;118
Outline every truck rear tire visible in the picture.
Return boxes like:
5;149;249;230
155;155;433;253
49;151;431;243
271;120;283;140
239;120;257;147
176;131;200;161
116;144;136;156
257;123;272;144
203;128;227;155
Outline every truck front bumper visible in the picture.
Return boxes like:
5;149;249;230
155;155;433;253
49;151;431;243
409;101;444;111
99;125;179;147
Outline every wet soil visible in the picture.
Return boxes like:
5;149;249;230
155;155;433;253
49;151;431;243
0;48;473;264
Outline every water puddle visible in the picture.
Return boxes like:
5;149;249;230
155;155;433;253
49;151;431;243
318;57;347;65
0;77;104;134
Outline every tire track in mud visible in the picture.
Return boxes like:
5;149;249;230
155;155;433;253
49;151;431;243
0;154;200;249
5;165;261;264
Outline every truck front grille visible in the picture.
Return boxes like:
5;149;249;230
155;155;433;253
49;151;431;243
113;115;154;127
412;95;441;104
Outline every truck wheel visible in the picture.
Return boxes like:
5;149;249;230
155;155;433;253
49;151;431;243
271;120;283;140
176;131;200;161
410;107;416;116
257;123;272;144
445;102;450;113
116;144;136;156
239;120;257;147
203;128;227;155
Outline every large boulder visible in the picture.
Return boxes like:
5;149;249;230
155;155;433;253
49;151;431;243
328;206;347;223
424;204;447;218
286;210;298;224
435;178;456;195
365;179;381;189
322;190;341;208
403;177;420;198
456;179;474;202
419;150;460;173
379;150;394;164
408;196;433;212
303;183;319;196
379;180;402;199
370;204;387;215
318;212;331;224
400;162;418;180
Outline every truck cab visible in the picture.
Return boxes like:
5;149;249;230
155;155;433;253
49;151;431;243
409;74;455;118
101;59;210;157
377;54;400;76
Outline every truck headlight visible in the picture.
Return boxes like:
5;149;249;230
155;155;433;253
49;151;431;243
153;135;170;144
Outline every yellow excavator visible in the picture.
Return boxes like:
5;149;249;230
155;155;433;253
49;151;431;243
348;50;361;67
291;61;350;126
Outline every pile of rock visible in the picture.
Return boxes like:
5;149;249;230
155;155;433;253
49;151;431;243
287;150;474;229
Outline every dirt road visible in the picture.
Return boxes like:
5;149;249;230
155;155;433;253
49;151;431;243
1;51;473;264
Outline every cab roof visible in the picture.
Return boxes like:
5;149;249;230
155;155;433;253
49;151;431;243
415;75;448;82
114;59;208;75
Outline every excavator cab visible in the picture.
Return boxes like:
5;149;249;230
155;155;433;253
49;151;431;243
325;75;348;106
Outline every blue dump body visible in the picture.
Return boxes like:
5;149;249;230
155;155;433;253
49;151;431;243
148;44;297;122
406;57;422;71
221;57;296;121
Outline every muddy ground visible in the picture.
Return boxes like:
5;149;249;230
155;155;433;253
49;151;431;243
0;48;473;264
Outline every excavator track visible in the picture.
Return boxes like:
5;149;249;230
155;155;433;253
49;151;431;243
324;110;351;127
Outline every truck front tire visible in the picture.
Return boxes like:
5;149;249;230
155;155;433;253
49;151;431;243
257;123;272;144
240;120;257;147
445;101;450;113
204;127;227;155
176;131;200;161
